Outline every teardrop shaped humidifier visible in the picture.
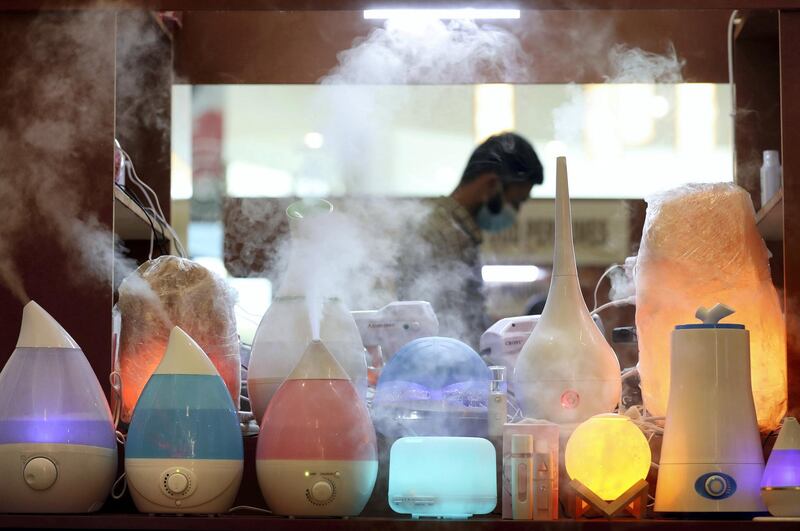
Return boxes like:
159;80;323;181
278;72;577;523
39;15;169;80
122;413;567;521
125;326;243;513
247;199;368;424
0;301;117;513
257;339;378;516
513;157;621;424
762;417;800;517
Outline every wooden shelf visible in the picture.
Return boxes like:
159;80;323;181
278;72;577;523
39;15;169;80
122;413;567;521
756;188;783;241
0;515;796;531
114;186;172;242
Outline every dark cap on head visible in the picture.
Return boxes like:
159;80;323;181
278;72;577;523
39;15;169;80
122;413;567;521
460;132;544;186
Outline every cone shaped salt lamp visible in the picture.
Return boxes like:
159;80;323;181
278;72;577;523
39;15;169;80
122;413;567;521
125;327;243;514
256;339;378;516
513;157;621;424
0;301;117;513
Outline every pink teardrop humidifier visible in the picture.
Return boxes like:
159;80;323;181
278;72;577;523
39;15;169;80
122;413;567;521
256;339;378;516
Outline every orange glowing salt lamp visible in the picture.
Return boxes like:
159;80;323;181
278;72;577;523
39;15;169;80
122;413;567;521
117;256;240;423
635;183;786;431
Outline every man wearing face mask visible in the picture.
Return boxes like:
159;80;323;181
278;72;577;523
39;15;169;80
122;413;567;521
400;132;543;349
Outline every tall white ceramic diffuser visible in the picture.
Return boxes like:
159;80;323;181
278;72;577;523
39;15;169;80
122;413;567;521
513;157;621;424
125;327;243;513
0;301;117;513
247;199;367;423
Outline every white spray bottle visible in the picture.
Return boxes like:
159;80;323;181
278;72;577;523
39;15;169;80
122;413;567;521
513;157;621;425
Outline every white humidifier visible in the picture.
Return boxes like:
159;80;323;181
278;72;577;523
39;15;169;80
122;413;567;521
125;327;243;514
256;339;378;516
513;157;621;424
247;199;367;424
0;301;117;513
655;304;766;513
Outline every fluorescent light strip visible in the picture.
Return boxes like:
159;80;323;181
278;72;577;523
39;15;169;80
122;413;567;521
482;265;541;283
364;9;521;20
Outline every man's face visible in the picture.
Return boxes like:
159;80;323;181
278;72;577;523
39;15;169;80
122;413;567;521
503;181;534;210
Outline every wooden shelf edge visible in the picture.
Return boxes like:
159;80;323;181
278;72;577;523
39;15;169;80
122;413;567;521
756;188;784;241
114;186;173;242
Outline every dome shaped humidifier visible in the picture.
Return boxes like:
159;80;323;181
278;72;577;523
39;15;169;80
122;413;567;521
0;301;117;513
247;199;367;424
514;157;621;424
257;339;378;516
125;327;243;514
761;417;800;517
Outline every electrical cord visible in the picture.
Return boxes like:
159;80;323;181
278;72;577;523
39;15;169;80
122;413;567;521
116;183;168;256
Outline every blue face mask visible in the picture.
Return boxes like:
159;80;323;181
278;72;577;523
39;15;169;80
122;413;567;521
477;202;517;233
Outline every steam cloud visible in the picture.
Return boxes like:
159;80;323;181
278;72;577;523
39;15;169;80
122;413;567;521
0;9;165;304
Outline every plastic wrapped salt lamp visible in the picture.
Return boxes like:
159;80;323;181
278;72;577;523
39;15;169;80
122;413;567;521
635;183;786;431
117;256;240;424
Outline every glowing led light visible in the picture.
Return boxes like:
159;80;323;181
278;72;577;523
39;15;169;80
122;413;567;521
481;265;540;283
565;414;651;501
364;9;521;20
304;132;324;150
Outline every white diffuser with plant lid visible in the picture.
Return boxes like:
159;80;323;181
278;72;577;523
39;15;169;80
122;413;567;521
247;199;367;424
0;301;117;513
513;157;621;424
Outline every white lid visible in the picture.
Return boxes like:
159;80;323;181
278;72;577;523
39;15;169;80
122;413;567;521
16;300;79;349
287;339;349;381
511;434;533;454
763;150;780;165
153;326;219;376
775;417;800;451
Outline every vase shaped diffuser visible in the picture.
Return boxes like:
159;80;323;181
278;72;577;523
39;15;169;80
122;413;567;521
513;157;621;424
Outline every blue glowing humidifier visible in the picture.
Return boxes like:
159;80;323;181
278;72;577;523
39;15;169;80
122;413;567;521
0;301;117;513
126;326;243;513
372;337;491;439
388;436;497;519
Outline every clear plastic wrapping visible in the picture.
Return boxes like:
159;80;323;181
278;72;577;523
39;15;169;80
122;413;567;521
117;256;240;423
635;183;786;431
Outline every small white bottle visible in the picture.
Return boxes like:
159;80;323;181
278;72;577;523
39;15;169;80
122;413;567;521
760;150;782;206
511;434;534;519
488;366;508;438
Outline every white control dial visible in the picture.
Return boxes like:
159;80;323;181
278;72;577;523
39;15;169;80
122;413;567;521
310;480;334;503
166;472;189;494
704;475;728;497
23;457;58;491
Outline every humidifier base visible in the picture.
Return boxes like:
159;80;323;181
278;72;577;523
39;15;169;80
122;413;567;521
126;458;242;514
761;487;800;517
0;443;116;513
257;459;378;516
655;463;766;513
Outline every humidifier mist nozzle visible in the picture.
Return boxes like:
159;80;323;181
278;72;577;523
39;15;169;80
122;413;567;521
154;326;219;376
553;156;579;279
695;303;735;325
288;339;350;381
16;300;79;349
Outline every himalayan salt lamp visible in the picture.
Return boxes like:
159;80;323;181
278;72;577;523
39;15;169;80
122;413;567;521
117;256;240;423
636;183;786;431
